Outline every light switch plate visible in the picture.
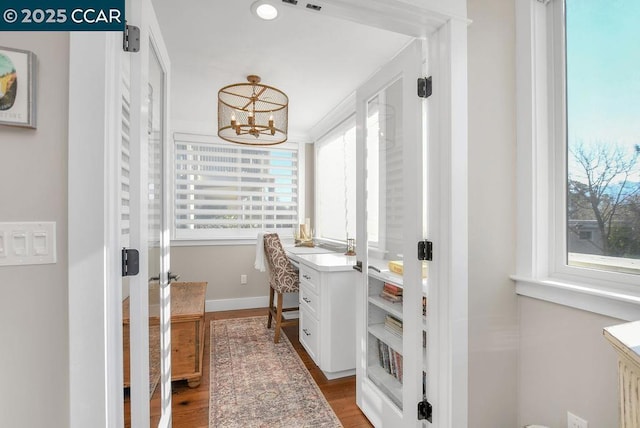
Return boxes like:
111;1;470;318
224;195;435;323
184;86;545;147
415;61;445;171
0;222;56;266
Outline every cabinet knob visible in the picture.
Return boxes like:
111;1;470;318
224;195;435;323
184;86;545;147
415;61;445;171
303;274;311;280
303;328;311;336
303;297;311;303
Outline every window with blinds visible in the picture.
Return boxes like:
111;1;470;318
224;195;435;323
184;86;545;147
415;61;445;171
148;83;162;247
367;86;403;256
173;134;299;240
315;118;356;242
120;55;131;249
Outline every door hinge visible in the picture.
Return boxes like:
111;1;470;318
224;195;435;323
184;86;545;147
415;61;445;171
418;399;433;422
418;240;433;261
123;24;140;53
122;248;140;277
417;76;432;98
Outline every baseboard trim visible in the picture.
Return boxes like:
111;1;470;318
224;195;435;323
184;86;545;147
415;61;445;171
205;293;299;312
205;296;268;312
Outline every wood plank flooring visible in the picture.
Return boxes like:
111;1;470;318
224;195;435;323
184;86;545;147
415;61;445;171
124;308;373;428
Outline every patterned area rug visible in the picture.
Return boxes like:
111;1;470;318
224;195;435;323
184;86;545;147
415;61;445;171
209;316;343;428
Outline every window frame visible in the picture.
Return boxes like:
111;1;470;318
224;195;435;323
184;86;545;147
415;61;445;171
170;132;304;245
514;0;640;321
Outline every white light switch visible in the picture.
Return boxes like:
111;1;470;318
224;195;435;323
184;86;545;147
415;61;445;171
33;231;48;255
12;232;27;256
0;222;56;266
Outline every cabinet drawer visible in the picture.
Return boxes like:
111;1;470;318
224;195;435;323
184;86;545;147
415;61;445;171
299;265;319;292
300;284;319;318
300;310;319;364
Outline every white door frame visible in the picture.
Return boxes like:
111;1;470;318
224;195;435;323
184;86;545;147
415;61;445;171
67;2;468;427
68;31;126;428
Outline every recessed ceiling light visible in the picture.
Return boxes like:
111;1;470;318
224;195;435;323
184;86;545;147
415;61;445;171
251;1;279;20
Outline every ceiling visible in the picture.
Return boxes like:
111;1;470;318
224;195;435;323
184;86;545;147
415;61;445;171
151;0;412;140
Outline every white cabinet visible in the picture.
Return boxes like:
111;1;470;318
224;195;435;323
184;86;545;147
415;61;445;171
288;251;357;380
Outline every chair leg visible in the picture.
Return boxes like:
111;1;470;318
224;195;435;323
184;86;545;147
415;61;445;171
274;292;284;343
267;286;275;329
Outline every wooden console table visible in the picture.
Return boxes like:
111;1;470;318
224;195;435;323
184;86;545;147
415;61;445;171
123;281;207;389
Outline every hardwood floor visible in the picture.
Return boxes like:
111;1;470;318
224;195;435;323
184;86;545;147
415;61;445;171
125;308;373;428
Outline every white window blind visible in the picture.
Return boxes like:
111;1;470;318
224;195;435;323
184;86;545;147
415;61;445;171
173;134;299;240
368;86;404;257
315;118;356;242
120;56;131;248
148;83;162;246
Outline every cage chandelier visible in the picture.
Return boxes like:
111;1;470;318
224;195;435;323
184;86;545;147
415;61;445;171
217;75;289;146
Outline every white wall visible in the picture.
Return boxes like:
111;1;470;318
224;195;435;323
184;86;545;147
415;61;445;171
467;0;519;426
519;297;620;427
0;33;70;428
171;245;269;304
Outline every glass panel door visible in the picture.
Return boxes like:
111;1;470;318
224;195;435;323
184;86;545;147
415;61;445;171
355;38;425;427
365;79;405;409
126;0;172;426
147;42;169;427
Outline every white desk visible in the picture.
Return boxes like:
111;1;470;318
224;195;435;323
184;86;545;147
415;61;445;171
286;246;357;379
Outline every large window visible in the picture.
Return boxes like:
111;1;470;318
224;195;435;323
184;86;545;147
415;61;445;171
315;118;356;242
173;133;299;240
565;0;640;274
515;0;640;319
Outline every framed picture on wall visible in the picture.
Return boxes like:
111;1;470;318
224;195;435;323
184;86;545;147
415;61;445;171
0;46;36;128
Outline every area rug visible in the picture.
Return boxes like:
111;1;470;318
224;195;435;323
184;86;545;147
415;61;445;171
209;316;343;428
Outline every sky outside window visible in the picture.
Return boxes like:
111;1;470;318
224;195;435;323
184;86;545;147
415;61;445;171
566;0;640;267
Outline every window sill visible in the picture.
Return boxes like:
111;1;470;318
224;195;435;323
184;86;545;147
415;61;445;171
512;275;640;322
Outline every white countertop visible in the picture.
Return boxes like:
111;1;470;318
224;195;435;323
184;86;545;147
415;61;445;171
286;246;357;272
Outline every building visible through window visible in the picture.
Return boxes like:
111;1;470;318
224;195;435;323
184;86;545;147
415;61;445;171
173;135;299;240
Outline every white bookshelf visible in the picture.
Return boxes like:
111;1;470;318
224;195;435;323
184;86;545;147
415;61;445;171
368;323;403;353
367;365;403;408
369;294;403;320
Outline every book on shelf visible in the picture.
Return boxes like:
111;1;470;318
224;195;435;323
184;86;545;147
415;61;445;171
384;314;403;337
388;260;428;278
380;282;403;303
383;282;403;295
423;296;427;316
388;344;396;376
381;341;390;374
380;291;403;303
395;352;403;383
375;338;403;383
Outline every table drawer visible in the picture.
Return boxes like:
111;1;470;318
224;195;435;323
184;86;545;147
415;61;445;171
299;265;319;292
300;283;319;318
300;309;319;364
